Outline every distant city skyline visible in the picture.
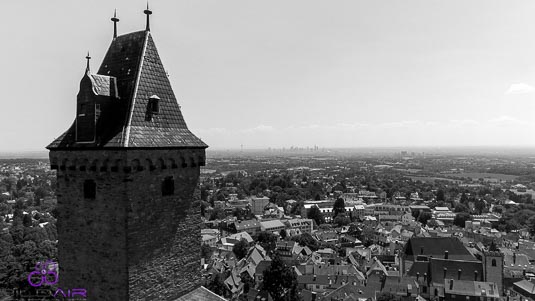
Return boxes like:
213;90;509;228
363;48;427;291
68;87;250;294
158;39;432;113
2;0;535;151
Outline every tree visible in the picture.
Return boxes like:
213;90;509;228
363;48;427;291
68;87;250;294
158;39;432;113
206;273;227;298
262;255;299;301
436;189;445;202
333;198;345;218
201;244;212;260
475;200;486;215
453;212;471;228
307;206;324;227
257;231;277;255
333;213;351;227
358;226;376;247
460;192;468;204
233;239;249;260
454;203;469;213
291;232;319;251
417;212;432;225
528;217;535;236
34;187;47;203
22;214;32;227
209;208;226;221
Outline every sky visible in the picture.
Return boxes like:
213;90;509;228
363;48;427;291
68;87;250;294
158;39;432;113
1;0;535;151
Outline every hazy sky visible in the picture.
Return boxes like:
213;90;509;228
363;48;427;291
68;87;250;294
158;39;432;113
1;0;535;151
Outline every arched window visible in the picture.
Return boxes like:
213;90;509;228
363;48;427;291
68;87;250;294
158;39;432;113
492;259;496;267
162;176;175;196
84;180;96;199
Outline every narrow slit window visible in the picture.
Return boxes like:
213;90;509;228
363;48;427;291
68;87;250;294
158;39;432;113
79;103;86;117
95;104;101;120
84;180;96;199
162;176;175;196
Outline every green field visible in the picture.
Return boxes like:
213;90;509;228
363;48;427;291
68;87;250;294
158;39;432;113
449;172;519;181
409;176;461;183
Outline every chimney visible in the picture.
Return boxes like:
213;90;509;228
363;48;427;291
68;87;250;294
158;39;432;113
424;273;427;282
449;279;454;290
314;275;316;281
474;270;478;281
416;272;420;281
458;269;462;280
444;268;448;279
444;250;449;259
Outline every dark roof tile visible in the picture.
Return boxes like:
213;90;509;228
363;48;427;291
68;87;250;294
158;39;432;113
48;30;206;149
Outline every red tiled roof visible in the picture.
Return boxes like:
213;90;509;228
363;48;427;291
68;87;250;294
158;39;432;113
48;30;206;149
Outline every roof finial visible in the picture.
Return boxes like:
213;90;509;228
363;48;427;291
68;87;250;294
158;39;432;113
144;2;152;31
85;52;91;73
111;9;120;39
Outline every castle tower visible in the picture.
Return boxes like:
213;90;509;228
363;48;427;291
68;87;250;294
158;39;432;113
482;251;504;296
46;8;207;300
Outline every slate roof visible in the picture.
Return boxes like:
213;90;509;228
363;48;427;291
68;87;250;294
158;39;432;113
404;237;476;261
513;279;535;296
382;276;419;296
428;258;483;285
89;74;118;97
445;279;500;298
407;261;429;277
48;30;207;149
174;286;226;301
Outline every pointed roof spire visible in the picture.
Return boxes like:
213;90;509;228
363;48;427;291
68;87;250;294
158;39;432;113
111;9;120;39
144;2;152;31
85;52;91;73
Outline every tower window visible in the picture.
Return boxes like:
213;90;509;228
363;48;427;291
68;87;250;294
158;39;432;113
145;95;160;121
149;95;160;114
162;176;174;196
84;180;96;199
492;259;496;267
95;104;101;120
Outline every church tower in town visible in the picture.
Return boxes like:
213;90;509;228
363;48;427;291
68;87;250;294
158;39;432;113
47;7;207;300
483;250;504;296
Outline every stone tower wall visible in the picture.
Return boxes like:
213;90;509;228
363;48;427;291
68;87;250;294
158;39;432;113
50;148;205;300
483;251;504;296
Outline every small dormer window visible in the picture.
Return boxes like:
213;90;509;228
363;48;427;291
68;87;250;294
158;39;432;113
145;95;160;121
149;95;160;114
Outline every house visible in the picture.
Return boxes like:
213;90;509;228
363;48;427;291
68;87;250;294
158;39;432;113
228;232;254;244
381;275;420;300
202;234;218;247
512;279;535;300
285;218;313;234
259;220;285;234
444;279;500;301
233;220;261;236
250;196;270;215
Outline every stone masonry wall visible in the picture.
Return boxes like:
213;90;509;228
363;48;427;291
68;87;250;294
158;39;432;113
50;148;204;300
